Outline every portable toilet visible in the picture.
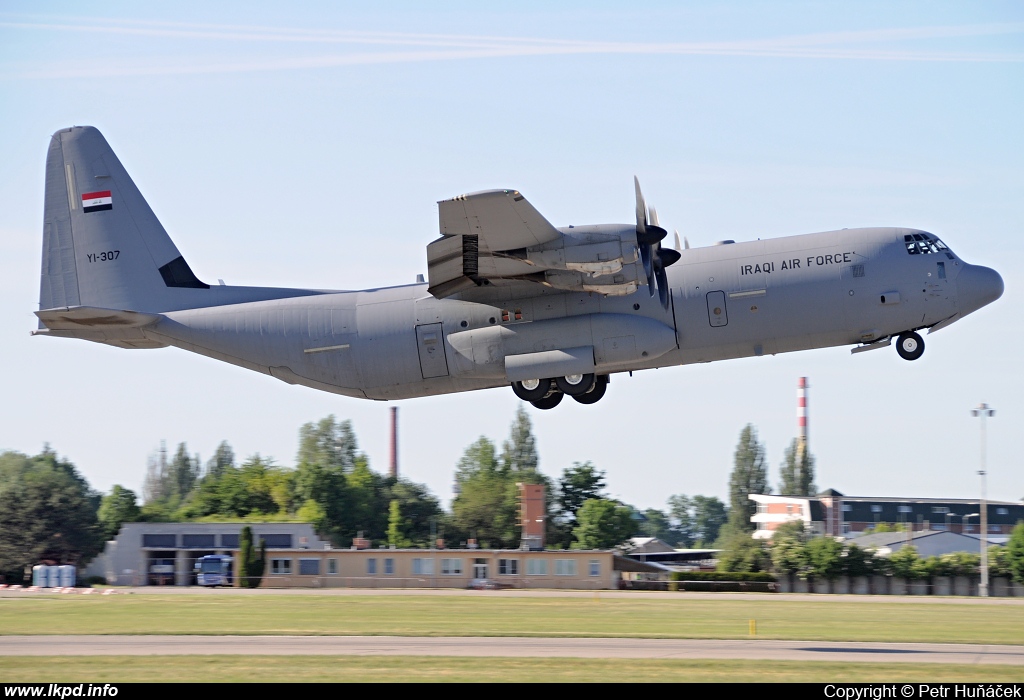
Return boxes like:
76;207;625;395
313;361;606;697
59;565;76;588
46;565;61;588
32;565;47;587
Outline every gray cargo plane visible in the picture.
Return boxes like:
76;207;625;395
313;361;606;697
34;127;1003;409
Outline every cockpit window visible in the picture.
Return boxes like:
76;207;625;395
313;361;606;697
904;233;952;258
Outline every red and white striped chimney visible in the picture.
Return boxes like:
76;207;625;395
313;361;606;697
797;377;808;460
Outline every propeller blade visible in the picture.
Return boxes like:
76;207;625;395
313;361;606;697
640;243;655;294
674;230;681;250
649;206;660;228
634;176;647;233
655;262;670;307
684;236;690;250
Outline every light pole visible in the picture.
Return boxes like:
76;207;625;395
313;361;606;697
971;403;995;597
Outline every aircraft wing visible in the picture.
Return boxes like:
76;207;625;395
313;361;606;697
438;189;562;251
428;189;641;302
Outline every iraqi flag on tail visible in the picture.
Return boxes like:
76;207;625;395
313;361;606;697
82;190;112;213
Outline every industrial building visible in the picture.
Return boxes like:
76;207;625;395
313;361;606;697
750;491;1024;540
84;522;620;589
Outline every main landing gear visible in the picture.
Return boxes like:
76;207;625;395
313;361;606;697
511;374;609;409
896;331;925;361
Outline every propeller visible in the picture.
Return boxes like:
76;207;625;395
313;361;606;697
634;177;680;308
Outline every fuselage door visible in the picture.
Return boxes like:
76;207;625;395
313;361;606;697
706;291;728;327
415;323;450;379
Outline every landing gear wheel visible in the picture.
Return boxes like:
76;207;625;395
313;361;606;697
896;331;925;361
530;392;564;410
572;375;608;405
555;373;596;396
512;378;552;402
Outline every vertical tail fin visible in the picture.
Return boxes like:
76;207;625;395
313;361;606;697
39;126;207;317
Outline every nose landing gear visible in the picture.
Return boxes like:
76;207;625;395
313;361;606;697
896;331;925;361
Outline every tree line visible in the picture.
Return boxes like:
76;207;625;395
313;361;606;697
0;406;742;581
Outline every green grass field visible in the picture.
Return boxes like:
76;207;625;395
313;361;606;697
3;593;1024;644
2;656;1023;683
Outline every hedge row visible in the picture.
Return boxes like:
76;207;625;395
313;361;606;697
669;571;776;582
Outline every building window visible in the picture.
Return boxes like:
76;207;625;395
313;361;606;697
841;504;852;512
526;559;547;576
871;505;882;513
932;507;949;514
327;559;338;575
499;559;519;575
367;558;377;575
441;558;463;575
555;559;577;576
934;524;947;531
997;508;1009;515
786;504;793;514
841;523;851;534
299;559;320;576
412;558;434;576
756;503;768;514
989;525;1001;534
588;560;600;577
271;559;292;575
384;558;394;575
898;506;912;514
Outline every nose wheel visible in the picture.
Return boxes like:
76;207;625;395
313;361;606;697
896;331;925;361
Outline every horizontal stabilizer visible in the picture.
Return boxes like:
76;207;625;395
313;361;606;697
35;306;161;331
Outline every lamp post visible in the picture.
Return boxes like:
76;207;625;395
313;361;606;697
970;403;994;597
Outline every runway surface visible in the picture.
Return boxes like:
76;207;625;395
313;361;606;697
3;636;1023;665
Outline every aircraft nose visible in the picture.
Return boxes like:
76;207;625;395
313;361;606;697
957;264;1004;317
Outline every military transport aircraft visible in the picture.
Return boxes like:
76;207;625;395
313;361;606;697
34;127;1004;409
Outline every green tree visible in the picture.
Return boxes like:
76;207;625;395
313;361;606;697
778;438;817;497
238;525;265;588
205;441;235;480
1007;522;1024;584
168;442;200;500
97;485;142;540
770;521;808;576
843;543;875;578
387;499;411;548
728;425;770;533
500;405;539;474
638;508;679;545
451;437;517;548
0;449;104;582
716;530;771;573
297;416;359;473
805;536;844;580
572;499;634;549
558;462;607;528
888;545;922;579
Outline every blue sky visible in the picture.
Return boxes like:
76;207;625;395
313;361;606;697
1;2;1022;511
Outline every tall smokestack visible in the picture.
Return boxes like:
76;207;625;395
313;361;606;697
389;406;398;478
797;377;808;461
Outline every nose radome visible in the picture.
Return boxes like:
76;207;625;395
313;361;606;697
957;264;1004;318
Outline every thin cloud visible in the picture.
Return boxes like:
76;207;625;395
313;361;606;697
1;17;1022;80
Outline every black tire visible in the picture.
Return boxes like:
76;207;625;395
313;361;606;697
512;378;552;402
896;331;925;361
555;373;596;396
530;392;564;410
572;375;608;405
